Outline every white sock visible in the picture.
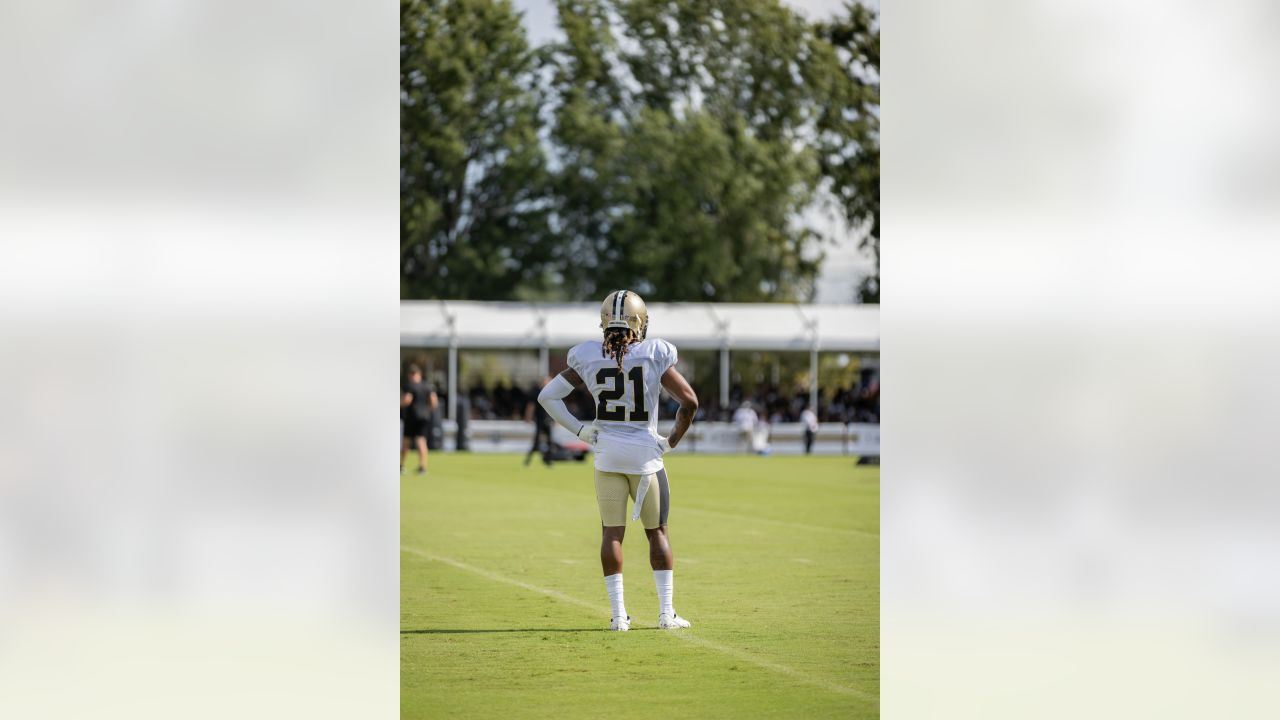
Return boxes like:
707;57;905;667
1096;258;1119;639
604;573;626;619
654;569;674;617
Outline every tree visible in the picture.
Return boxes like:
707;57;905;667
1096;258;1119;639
400;0;552;299
539;0;826;302
399;0;881;303
812;2;879;303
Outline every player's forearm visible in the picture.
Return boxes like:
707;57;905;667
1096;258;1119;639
667;402;697;447
539;398;581;434
538;376;586;435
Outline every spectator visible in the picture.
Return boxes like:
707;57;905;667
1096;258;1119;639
401;365;438;475
800;403;819;454
732;401;759;454
524;377;553;467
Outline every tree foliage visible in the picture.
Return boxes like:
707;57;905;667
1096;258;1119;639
542;0;826;302
400;0;551;299
813;1;879;302
400;0;880;303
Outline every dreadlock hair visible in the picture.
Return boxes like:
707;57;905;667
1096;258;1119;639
602;327;636;371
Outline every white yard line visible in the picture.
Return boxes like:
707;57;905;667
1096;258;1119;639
669;633;874;701
402;545;875;702
403;547;599;612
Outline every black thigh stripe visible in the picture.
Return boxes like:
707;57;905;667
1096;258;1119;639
657;468;670;526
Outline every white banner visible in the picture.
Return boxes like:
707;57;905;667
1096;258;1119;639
435;420;879;456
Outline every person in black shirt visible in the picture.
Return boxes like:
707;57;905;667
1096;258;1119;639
524;376;554;466
401;365;438;475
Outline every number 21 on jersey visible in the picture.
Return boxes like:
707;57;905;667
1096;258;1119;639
595;367;650;422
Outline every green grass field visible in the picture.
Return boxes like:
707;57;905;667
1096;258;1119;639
401;453;879;719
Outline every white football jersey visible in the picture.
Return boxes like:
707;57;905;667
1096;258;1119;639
567;337;678;474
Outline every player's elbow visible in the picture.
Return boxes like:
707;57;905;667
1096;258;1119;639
681;393;699;412
539;374;573;407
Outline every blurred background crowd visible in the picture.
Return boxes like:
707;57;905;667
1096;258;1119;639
450;377;879;425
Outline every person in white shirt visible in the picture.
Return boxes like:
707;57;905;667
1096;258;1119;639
800;405;819;455
538;290;699;631
732;401;758;453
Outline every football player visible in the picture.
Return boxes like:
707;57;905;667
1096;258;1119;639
401;365;438;474
538;290;698;631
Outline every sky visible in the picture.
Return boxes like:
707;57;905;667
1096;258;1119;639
513;0;860;43
509;0;876;304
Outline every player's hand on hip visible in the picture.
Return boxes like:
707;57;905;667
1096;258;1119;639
577;423;599;444
658;436;673;454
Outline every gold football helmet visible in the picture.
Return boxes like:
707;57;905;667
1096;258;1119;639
600;290;648;340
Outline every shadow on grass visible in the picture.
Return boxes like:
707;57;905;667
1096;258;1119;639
402;627;659;635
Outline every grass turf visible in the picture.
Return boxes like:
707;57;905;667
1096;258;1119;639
401;452;879;719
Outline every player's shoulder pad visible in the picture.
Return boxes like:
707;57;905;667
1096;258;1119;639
567;339;602;367
647;337;678;366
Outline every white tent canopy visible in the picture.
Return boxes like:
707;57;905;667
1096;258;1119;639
401;301;879;352
402;301;878;419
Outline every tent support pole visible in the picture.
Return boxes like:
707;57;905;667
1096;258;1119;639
809;346;819;414
448;343;458;422
447;311;459;424
720;347;730;410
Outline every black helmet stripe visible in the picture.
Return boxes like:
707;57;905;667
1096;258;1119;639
615;290;626;319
